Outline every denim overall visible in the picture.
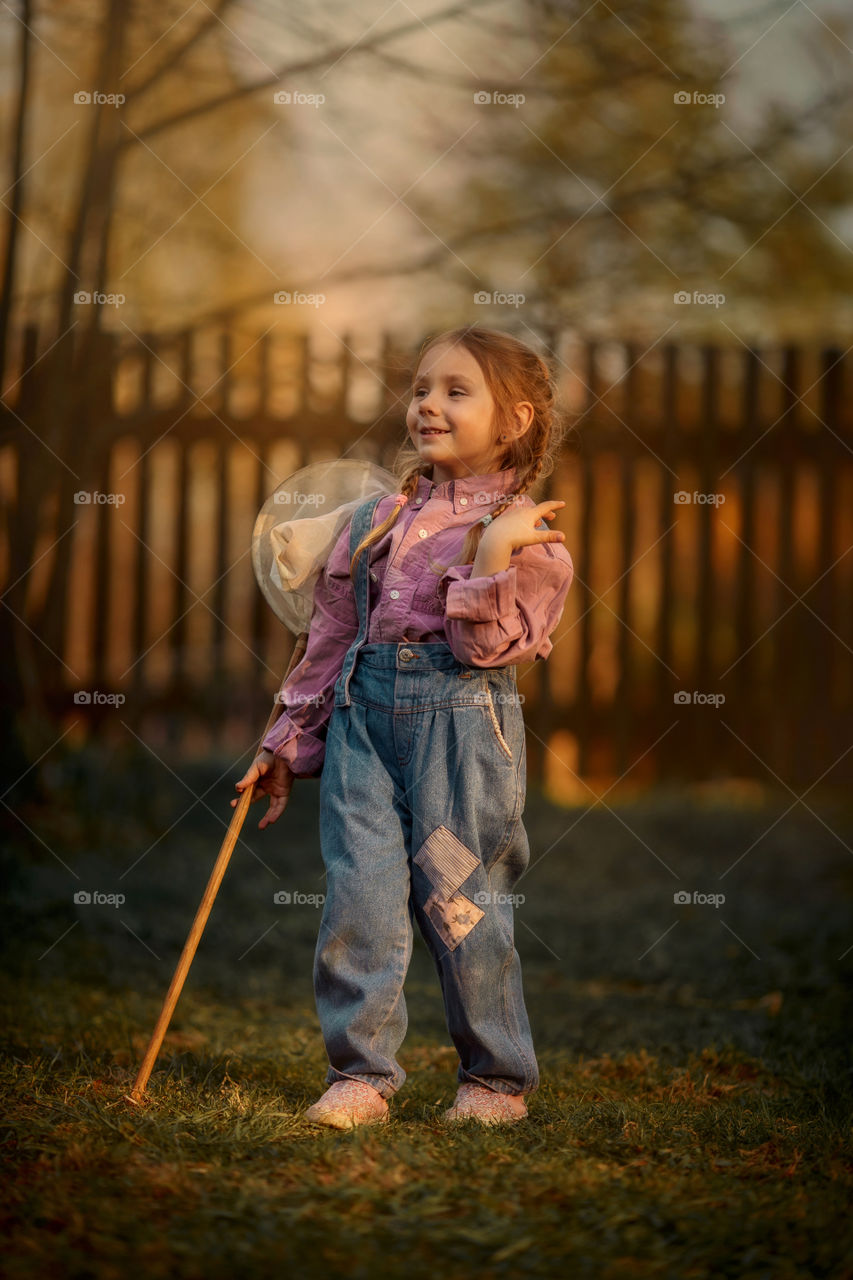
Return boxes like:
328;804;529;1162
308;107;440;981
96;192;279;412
316;496;539;1099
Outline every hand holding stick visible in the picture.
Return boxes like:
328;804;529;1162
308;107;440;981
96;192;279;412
231;750;294;828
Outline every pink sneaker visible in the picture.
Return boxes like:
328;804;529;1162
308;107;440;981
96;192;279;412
443;1083;528;1125
303;1079;390;1130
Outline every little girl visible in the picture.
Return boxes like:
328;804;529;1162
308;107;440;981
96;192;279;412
233;325;574;1129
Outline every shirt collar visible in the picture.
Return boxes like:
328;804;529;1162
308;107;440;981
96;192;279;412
414;466;522;514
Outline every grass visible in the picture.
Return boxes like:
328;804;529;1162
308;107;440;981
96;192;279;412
2;740;852;1279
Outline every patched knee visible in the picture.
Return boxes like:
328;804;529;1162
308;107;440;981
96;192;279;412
414;825;484;951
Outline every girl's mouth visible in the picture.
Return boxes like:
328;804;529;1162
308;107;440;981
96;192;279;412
420;427;449;436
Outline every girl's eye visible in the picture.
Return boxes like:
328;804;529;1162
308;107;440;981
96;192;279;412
413;386;466;397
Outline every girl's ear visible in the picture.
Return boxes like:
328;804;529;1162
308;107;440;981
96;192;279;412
510;400;535;436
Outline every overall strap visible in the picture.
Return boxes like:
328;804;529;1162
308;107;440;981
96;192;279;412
334;494;384;708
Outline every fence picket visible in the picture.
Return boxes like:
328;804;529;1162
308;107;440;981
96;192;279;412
1;322;850;791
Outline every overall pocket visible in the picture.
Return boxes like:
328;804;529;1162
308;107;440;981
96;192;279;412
482;682;515;762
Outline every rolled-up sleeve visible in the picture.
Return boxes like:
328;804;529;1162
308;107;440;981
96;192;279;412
439;540;574;668
261;520;358;777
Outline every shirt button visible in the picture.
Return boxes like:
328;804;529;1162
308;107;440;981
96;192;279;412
370;571;377;581
459;496;468;505
418;529;428;539
389;589;400;599
415;497;422;505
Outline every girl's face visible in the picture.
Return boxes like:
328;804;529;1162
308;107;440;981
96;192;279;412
406;341;504;483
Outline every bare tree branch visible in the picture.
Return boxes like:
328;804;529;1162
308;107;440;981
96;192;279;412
117;0;497;148
123;0;239;100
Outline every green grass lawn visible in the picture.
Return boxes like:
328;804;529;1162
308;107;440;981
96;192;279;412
2;741;852;1279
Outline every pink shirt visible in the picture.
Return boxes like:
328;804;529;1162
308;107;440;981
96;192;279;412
262;466;574;777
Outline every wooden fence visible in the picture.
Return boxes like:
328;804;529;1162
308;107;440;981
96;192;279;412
1;320;851;794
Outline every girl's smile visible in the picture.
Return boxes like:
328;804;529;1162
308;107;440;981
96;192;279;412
406;341;504;482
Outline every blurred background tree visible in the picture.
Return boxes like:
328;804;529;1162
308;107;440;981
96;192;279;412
3;0;851;351
378;0;853;339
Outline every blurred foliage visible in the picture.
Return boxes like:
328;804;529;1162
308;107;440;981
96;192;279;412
416;0;853;337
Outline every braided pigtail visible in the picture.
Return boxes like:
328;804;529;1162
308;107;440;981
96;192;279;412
348;462;426;585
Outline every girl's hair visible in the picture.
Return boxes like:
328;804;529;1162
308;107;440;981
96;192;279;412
348;326;569;584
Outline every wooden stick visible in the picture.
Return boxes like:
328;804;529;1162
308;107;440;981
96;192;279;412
127;631;309;1103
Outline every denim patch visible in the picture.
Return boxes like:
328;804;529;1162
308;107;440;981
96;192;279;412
413;825;480;898
424;889;485;952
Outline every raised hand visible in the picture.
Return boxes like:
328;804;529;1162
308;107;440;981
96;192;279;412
470;499;566;578
486;499;567;553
